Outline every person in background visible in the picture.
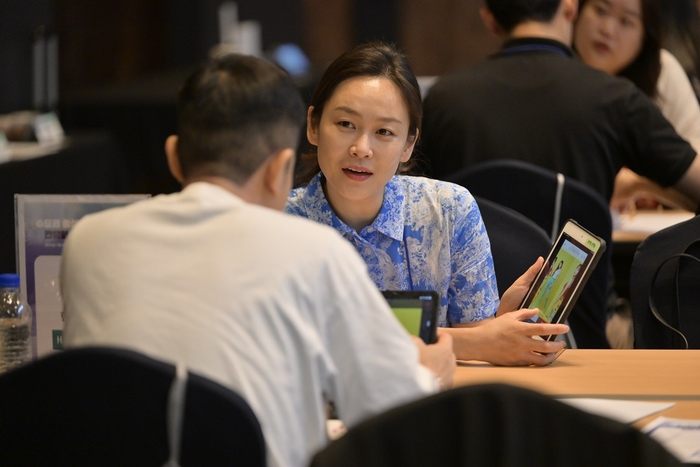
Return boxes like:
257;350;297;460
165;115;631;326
660;0;700;102
574;0;700;212
286;41;569;367
60;53;456;467
422;0;700;206
420;0;700;348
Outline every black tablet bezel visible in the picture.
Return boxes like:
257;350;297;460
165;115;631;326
381;290;439;344
519;219;607;341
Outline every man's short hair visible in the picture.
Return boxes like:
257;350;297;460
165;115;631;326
176;54;305;184
485;0;562;33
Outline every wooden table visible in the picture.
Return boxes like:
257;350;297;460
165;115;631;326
452;350;700;460
454;350;700;400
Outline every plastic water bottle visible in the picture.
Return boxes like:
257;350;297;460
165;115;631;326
0;274;33;373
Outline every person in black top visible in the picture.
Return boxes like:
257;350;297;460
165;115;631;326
420;0;700;350
660;0;700;101
421;0;700;207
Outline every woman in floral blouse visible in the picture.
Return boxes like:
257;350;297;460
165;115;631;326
285;42;568;366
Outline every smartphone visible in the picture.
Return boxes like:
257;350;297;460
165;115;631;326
382;291;439;344
519;219;606;341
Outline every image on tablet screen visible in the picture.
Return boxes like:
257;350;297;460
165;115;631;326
529;238;590;324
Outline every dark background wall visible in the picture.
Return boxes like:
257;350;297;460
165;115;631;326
0;1;52;114
2;0;499;111
0;0;501;194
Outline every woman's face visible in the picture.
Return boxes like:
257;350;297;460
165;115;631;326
574;0;645;75
308;76;415;219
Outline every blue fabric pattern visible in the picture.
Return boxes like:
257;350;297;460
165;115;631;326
285;173;499;326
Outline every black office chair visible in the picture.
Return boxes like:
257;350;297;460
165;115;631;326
0;346;266;467
310;383;680;467
449;159;614;349
630;214;700;349
475;196;552;296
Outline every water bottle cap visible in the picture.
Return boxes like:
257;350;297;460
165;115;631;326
0;274;20;288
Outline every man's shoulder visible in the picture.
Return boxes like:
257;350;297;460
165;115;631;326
249;203;361;258
68;195;147;234
264;205;341;238
427;64;486;96
68;186;344;246
430;51;633;92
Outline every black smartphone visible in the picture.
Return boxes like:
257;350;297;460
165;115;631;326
519;219;606;341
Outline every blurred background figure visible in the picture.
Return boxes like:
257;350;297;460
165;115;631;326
574;0;700;212
660;0;700;102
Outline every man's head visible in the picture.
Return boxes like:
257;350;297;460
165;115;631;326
483;0;565;33
167;54;305;200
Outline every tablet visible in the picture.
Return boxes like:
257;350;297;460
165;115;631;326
382;290;439;344
519;219;606;340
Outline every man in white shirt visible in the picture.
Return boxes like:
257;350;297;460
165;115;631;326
60;54;455;467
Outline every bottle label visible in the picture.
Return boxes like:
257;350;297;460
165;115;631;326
52;330;63;350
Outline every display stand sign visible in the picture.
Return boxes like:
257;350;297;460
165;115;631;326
15;194;150;358
33;112;65;145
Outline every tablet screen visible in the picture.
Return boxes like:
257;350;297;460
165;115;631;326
382;291;439;344
525;229;601;325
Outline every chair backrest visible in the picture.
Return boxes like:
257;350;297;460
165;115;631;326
475;196;552;296
0;346;266;467
311;383;681;467
449;159;613;349
630;214;700;349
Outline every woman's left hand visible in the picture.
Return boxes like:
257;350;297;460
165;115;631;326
496;256;544;317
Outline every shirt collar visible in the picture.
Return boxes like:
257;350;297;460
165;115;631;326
182;181;245;205
302;173;406;241
500;37;574;58
373;176;406;241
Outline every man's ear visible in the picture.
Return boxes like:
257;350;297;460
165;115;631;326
306;106;319;146
479;7;503;38
264;148;296;196
561;0;579;23
165;135;184;184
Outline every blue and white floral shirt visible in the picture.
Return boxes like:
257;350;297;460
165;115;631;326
285;173;499;326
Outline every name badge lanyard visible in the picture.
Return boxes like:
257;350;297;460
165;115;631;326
500;43;571;58
403;230;415;291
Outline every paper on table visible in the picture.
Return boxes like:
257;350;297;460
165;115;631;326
7;141;65;161
558;398;675;424
642;416;700;463
616;211;694;234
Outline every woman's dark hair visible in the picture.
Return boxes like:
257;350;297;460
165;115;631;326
660;0;700;100
295;42;422;186
578;0;661;98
